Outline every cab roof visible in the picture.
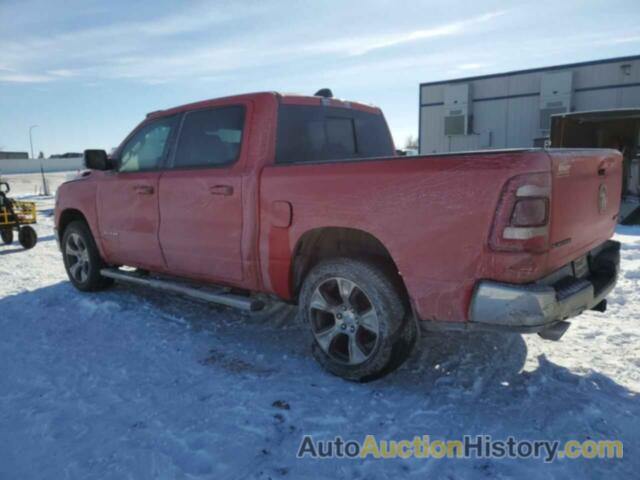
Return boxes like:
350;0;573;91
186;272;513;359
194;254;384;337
146;91;382;119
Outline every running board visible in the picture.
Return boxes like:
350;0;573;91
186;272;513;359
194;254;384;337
100;268;264;312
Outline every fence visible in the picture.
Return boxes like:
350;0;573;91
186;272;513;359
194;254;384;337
0;157;84;175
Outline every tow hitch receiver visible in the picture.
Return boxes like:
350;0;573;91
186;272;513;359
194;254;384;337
591;299;607;313
538;321;571;341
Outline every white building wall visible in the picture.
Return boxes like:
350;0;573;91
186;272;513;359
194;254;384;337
0;157;84;175
419;56;640;154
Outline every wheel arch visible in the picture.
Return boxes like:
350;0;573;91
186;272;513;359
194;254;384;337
289;226;409;304
57;207;107;259
58;208;89;240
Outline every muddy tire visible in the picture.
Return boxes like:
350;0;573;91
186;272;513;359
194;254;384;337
381;314;419;377
300;258;412;382
62;221;113;291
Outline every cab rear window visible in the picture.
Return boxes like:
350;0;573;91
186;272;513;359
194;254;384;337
275;105;395;164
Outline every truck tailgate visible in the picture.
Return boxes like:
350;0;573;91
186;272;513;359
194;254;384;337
547;149;622;271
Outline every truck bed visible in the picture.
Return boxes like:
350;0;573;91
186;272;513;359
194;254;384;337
259;148;622;323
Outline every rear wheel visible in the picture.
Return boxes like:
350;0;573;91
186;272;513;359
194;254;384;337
300;258;413;381
1;229;13;245
62;221;113;291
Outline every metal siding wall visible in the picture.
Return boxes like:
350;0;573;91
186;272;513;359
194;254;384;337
420;84;444;153
420;84;444;105
472;99;508;147
420;105;444;153
419;57;640;154
505;96;540;148
574;89;619;110
449;133;479;151
620;86;640;108
507;72;539;95
470;76;509;98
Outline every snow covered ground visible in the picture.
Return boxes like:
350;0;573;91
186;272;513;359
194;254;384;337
1;183;639;479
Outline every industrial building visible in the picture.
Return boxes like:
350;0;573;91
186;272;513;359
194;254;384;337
418;55;640;154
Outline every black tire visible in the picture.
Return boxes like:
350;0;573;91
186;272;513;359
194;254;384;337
62;220;113;291
380;314;419;377
1;229;13;245
299;258;412;382
18;226;37;249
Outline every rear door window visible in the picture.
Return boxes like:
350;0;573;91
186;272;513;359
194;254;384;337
173;106;245;169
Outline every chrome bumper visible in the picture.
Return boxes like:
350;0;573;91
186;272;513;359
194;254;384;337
469;240;620;333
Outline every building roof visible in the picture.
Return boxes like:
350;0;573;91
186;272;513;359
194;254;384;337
420;54;640;87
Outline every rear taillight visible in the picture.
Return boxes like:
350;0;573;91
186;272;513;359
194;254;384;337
490;172;551;253
510;198;549;227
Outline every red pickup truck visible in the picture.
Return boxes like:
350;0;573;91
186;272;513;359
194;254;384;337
55;91;622;381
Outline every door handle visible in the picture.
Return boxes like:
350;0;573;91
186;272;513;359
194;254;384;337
133;184;154;195
209;185;234;196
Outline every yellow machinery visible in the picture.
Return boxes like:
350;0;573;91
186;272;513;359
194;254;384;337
0;181;38;249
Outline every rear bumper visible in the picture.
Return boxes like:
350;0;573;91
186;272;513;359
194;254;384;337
468;240;620;334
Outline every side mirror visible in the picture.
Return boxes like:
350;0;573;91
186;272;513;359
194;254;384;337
84;149;112;170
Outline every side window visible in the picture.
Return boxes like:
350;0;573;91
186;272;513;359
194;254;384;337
173;106;245;168
119;117;176;173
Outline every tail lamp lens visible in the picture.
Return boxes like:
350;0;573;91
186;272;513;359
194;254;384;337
510;198;549;227
489;172;551;253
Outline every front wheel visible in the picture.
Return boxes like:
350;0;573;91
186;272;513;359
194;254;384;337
62;221;113;291
300;258;413;382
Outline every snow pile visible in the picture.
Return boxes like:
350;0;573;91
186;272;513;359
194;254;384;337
0;195;638;479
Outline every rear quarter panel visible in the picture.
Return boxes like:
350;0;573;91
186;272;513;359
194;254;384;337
259;150;551;322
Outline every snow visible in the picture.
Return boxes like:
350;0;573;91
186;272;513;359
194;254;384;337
1;178;639;479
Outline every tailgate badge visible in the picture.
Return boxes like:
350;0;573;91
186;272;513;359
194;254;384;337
598;184;608;213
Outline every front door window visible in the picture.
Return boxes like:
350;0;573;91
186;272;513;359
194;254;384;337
119;117;175;172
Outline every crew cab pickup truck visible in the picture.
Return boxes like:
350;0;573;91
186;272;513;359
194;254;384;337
55;91;622;381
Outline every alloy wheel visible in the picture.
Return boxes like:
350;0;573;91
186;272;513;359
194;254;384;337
308;277;380;365
65;233;90;283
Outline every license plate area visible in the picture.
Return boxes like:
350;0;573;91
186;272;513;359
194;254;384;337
573;255;589;278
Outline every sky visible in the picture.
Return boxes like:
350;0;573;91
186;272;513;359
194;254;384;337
1;0;639;156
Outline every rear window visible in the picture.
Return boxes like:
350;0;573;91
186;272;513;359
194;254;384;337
275;105;394;164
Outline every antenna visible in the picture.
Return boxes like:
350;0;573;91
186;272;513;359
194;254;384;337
314;88;333;98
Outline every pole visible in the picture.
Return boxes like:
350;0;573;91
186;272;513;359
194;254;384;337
40;163;49;196
29;125;37;159
29;125;48;196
